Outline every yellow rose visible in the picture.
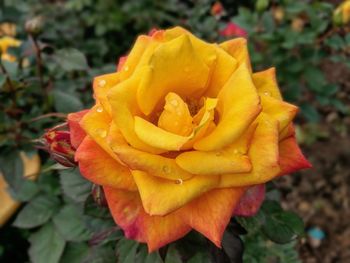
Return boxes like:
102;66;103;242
68;27;311;251
333;0;350;25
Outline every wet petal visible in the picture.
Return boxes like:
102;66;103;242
253;67;283;100
132;170;220;216
194;63;261;151
76;137;137;190
219;113;281;187
137;34;210;115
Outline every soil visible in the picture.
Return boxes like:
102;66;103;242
276;61;350;263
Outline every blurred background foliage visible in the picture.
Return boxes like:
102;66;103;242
0;0;349;262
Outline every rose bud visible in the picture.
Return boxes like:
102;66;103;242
333;0;350;26
91;184;108;207
220;22;248;38
25;16;44;37
43;129;76;167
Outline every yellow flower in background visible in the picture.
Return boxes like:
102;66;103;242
0;22;16;37
0;36;21;62
333;0;350;25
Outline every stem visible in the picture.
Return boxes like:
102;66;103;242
29;34;45;93
29;112;67;122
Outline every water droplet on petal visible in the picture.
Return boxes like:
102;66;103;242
98;79;106;87
124;66;129;71
175;179;183;185
170;99;178;107
233;149;239;154
162;165;170;174
96;106;103;113
264;91;270;96
96;128;107;138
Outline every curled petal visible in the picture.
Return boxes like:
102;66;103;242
220;38;251;71
253;68;283;100
137;34;210;115
220;113;280;187
194;63;261;151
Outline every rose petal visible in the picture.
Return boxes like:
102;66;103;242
67;109;89;149
107;71;165;154
131;170;220;216
234;184;265;217
137;34;210;115
179;187;245;247
220;38;251;71
107;123;193;181
103;187;191;252
253;67;283;100
93;72;120;115
279;136;312;175
76;136;137;190
260;95;298;132
219;113;281;187
194;63;261;151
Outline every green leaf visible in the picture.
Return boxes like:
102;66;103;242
53;89;83;113
262;210;304;244
303;67;326;92
165;245;182;263
59;243;89;263
53;204;92;242
0;74;6;86
2;60;18;77
55;48;88;71
116;238;140;263
188;253;211;263
13;194;60;228
136;246;163;263
300;104;320;123
29;222;66;263
59;168;91;203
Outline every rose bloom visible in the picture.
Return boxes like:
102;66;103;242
0;36;21;62
219;22;248;38
68;27;310;251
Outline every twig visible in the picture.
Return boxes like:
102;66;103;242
0;59;16;107
29;34;45;93
29;112;67;122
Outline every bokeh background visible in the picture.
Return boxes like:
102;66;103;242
0;0;349;262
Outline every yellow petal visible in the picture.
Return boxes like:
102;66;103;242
132;170;220;216
176;124;257;175
93;72;120;115
220;38;251;72
134;116;190;151
107;123;194;181
260;94;298;132
158;92;193;136
205;46;238;97
79;104;121;162
253;68;282;100
107;70;165;154
137;34;210;115
194;63;261;151
219;113;281;187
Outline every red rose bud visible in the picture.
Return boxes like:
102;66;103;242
92;184;108;207
219;22;248;38
211;2;224;17
42;127;77;167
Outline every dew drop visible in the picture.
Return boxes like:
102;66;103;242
96;106;103;113
175;179;183;185
124;66;129;71
170;99;179;107
98;79;106;87
263;91;270;96
233;149;239;154
96;128;107;138
162;165;170;174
